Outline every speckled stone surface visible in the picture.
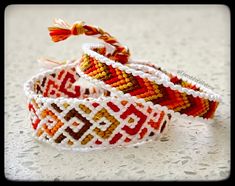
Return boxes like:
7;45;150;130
5;5;230;181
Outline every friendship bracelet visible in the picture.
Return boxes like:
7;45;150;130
47;19;220;120
24;62;171;151
77;43;220;121
24;18;221;151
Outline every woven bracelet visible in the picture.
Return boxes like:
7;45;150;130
47;19;220;121
24;61;171;151
24;18;221;151
77;43;221;122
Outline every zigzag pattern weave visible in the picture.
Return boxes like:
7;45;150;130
25;64;171;150
47;19;220;120
79;53;219;119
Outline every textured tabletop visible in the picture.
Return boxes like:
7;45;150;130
5;5;230;181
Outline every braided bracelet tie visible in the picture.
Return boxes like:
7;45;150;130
48;18;130;64
24;18;221;151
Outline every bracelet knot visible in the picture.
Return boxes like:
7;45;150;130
48;19;85;42
71;21;85;35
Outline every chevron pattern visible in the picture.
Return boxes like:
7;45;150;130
79;54;219;119
47;19;219;120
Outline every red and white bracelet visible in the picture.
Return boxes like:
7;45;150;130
24;61;171;151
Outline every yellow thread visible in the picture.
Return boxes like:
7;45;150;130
37;128;43;137
128;118;134;123
63;103;69;108
72;22;85;35
67;140;74;145
79;104;91;114
81;134;94;145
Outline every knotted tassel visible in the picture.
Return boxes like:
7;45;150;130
48;18;85;42
48;18;130;64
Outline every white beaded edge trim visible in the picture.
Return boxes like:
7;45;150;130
23;62;111;104
127;63;171;82
33;135;164;152
128;59;221;101
82;43;221;102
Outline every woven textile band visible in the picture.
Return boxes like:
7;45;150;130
77;43;220;121
24;62;171;151
24;18;221;151
47;19;220;120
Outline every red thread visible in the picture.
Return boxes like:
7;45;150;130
92;103;99;107
107;102;120;112
121;104;147;135
139;128;148;139
95;139;102;145
109;133;122;144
